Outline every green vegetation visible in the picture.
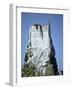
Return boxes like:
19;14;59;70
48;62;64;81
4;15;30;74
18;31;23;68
46;64;54;76
21;63;36;77
21;63;56;77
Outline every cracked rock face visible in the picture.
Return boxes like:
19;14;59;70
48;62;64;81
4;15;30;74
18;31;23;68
25;24;58;75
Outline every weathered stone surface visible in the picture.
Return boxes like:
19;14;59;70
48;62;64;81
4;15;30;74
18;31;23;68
24;24;59;76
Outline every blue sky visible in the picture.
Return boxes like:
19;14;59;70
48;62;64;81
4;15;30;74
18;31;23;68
21;12;63;70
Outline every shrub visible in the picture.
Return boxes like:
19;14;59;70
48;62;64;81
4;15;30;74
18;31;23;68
21;63;36;77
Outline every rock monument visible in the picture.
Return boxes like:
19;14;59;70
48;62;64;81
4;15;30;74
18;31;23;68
24;24;59;76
